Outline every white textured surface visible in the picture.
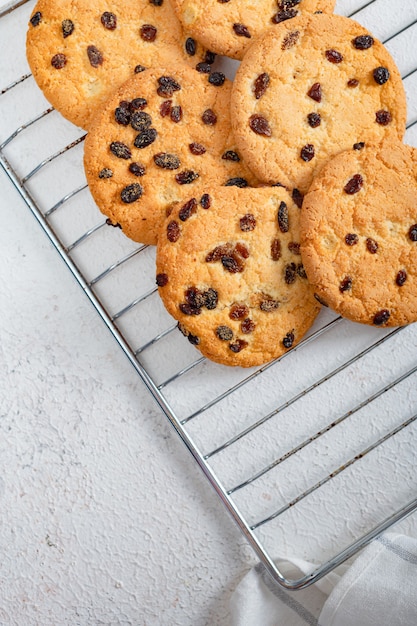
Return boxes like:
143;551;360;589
1;1;417;625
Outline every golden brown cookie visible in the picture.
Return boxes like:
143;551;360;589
170;0;335;60
156;186;321;367
84;65;258;245
300;140;417;327
26;0;210;129
231;13;407;194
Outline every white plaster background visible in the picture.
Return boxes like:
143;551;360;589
1;1;417;625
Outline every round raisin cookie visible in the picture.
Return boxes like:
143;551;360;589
84;65;258;245
231;13;407;194
300;140;417;327
156;186;321;367
170;0;335;60
26;0;210;129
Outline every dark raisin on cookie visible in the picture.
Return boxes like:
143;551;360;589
307;82;322;102
189;142;206;155
239;214;256;231
208;72;226;86
204;51;216;64
153;153;181;169
51;53;67;69
140;24;157;41
325;49;343;63
352;35;374;50
30;11;42;26
271;239;281;261
344;174;363;194
353;142;365;150
233;23;251;38
300;144;315;162
408;224;417;241
204;288;218;309
229;339;248;353
179;198;197;221
196;62;212;74
130;111;152;131
157;76;181;97
375;110;392;125
282;30;300;50
225;177;248;188
272;9;298;24
260;298;280;312
202;109;217;125
229;303;249;320
339;276;352;292
253;73;270;99
292;188;304;208
156;273;169;287
307;112;321;128
373;309;390;325
115;106;131;125
101;12;117;30
175;170;199;185
185;37;196;55
366;238;378;253
167;220;180;242
396;270;407;286
149;0;163;5
87;45;103;67
288;241;300;255
160;100;172;117
373;67;390;85
120;183;143;203
222;150;240;161
62;19;74;38
249;114;272;137
134;64;147;73
282;331;294;348
284;263;297;284
110;141;131;159
200;194;211;209
277;201;289;232
345;233;359;246
241;319;255;334
129;162;146;176
347;78;359;88
216;326;234;341
170;105;182;123
134;128;158;149
99;168;113;179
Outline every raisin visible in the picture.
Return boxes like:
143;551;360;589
229;303;249;320
119;100;130;110
216;326;233;341
366;238;378;253
396;270;407;286
62;19;74;38
300;144;315;162
99;168;113;179
149;0;163;5
353;142;365;150
167;220;180;242
240;214;256;231
235;242;249;259
288;241;300;254
200;194;211;209
196;62;212;74
204;288;218;309
260;298;280;312
115;106;131;125
179;303;201;316
373;67;390;85
156;273;169;286
253;73;270;99
110;141;131;159
272;9;298;24
409;224;417;241
325;49;343;63
347;78;359;88
206;244;233;262
160;100;172;117
170;106;182;123
339;276;352;292
249;114;272;137
222;255;244;273
204;51;216;64
373;309;390;325
51;53;66;69
188;333;200;346
106;219;121;228
30;11;42;26
284;263;297;284
241;319;255;334
297;264;307;279
345;233;359;246
154;153;180;170
185;37;196;55
229;339;248;353
278;201;289;232
282;331;294;348
202;109;217;125
131;98;147;110
175;170;199;185
344;174;363;194
134;128;158;149
130;111;152;131
129;162;146;176
281;30;300;50
376;110;392;125
101;12;117;30
222;150;240;162
307;82;322;102
307;112;321;128
271;239;281;261
134;64;146;73
279;0;301;7
157;76;181;97
185;287;205;309
179;198;197;221
225;177;248;188
233;23;251;38
353;35;374;50
140;24;157;41
208;72;226;86
120;183;143;203
87;45;103;67
189;142;206;155
292;188;304;208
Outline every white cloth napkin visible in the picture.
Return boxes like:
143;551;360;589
230;534;417;626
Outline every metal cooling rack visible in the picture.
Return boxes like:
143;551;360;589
1;0;417;591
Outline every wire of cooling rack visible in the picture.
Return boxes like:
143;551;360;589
1;0;417;591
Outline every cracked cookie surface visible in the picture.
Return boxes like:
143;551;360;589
156;186;320;367
231;13;407;193
300;140;417;327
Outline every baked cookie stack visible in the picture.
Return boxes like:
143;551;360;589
26;1;417;367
